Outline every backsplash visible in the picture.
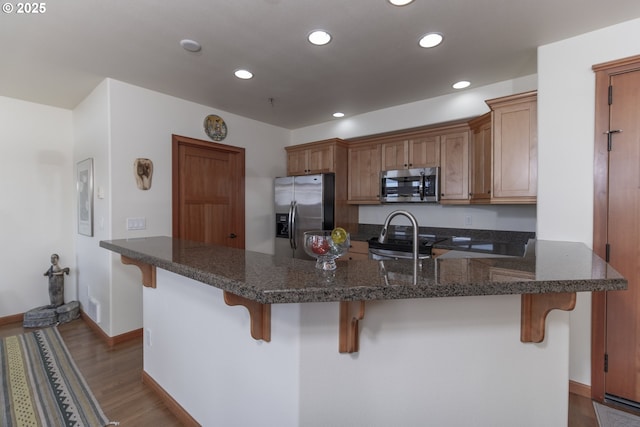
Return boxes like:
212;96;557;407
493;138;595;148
358;204;537;232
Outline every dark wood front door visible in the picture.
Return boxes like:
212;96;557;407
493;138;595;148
593;56;640;405
172;134;245;249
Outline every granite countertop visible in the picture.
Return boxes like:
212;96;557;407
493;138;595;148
100;236;626;304
354;224;536;257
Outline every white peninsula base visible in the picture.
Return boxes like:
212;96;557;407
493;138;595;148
143;268;570;427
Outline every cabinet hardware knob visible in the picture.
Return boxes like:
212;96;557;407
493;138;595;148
229;233;237;239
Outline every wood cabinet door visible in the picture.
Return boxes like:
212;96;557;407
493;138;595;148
409;136;440;168
308;144;334;174
348;143;381;203
492;98;537;200
600;68;640;405
345;240;370;261
381;140;408;170
440;131;469;202
470;119;492;202
287;149;308;176
172;135;245;249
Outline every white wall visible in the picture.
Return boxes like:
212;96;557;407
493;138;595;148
72;79;290;336
0;96;74;318
145;269;570;427
144;269;301;426
73;81;112;331
359;203;536;231
538;17;640;386
291;76;538;144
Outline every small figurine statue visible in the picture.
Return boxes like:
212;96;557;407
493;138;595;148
43;253;69;307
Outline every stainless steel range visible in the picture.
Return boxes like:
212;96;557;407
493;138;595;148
368;235;446;260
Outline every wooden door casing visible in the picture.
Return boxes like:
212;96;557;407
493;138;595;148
592;54;640;404
172;134;245;249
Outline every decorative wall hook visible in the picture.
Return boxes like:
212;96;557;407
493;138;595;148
134;158;153;190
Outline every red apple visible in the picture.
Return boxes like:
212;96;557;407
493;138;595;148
311;238;330;255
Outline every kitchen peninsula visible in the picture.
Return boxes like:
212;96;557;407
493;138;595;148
101;237;624;427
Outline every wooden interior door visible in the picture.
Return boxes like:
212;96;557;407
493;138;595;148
172;134;245;249
592;56;640;406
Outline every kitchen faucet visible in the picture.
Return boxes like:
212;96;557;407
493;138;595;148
378;210;420;263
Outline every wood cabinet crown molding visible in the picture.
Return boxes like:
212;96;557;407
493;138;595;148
345;119;472;146
485;90;537;109
285;137;347;151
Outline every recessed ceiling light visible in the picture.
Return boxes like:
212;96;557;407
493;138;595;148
333;112;345;118
308;30;332;46
234;69;253;80
418;33;443;48
180;39;202;53
388;0;414;5
453;81;471;89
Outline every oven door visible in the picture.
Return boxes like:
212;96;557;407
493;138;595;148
380;168;425;203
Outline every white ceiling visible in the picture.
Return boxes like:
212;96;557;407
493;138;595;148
2;0;640;129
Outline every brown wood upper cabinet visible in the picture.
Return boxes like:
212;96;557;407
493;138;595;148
347;142;382;204
284;138;359;233
286;139;338;176
439;129;470;203
287;91;537;206
469;113;492;203
381;137;440;170
486;91;537;203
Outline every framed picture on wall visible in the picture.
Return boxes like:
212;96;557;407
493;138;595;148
77;158;94;236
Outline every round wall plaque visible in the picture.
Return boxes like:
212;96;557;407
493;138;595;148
204;114;228;141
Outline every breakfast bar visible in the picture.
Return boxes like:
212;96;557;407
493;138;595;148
100;236;625;426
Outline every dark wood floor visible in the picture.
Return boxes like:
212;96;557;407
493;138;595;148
569;392;598;427
0;318;183;426
1;318;600;426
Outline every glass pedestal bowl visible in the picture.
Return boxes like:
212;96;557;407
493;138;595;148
303;230;351;271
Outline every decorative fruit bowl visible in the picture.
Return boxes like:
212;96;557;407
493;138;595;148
303;228;351;271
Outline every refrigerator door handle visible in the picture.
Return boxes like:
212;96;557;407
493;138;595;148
289;201;297;249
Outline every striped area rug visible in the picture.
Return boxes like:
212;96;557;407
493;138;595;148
0;326;113;426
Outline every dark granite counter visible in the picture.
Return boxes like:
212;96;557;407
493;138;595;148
354;224;535;257
100;236;626;304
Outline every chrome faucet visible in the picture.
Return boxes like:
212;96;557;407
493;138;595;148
378;210;420;263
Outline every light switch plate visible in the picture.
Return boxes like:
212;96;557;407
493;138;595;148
126;217;146;230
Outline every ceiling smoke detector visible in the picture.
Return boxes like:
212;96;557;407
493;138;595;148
180;39;202;53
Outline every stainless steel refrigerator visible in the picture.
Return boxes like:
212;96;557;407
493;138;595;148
274;174;335;259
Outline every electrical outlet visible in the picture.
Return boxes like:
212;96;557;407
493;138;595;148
126;217;146;230
464;215;472;226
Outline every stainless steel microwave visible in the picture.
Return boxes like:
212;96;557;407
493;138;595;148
380;167;440;203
